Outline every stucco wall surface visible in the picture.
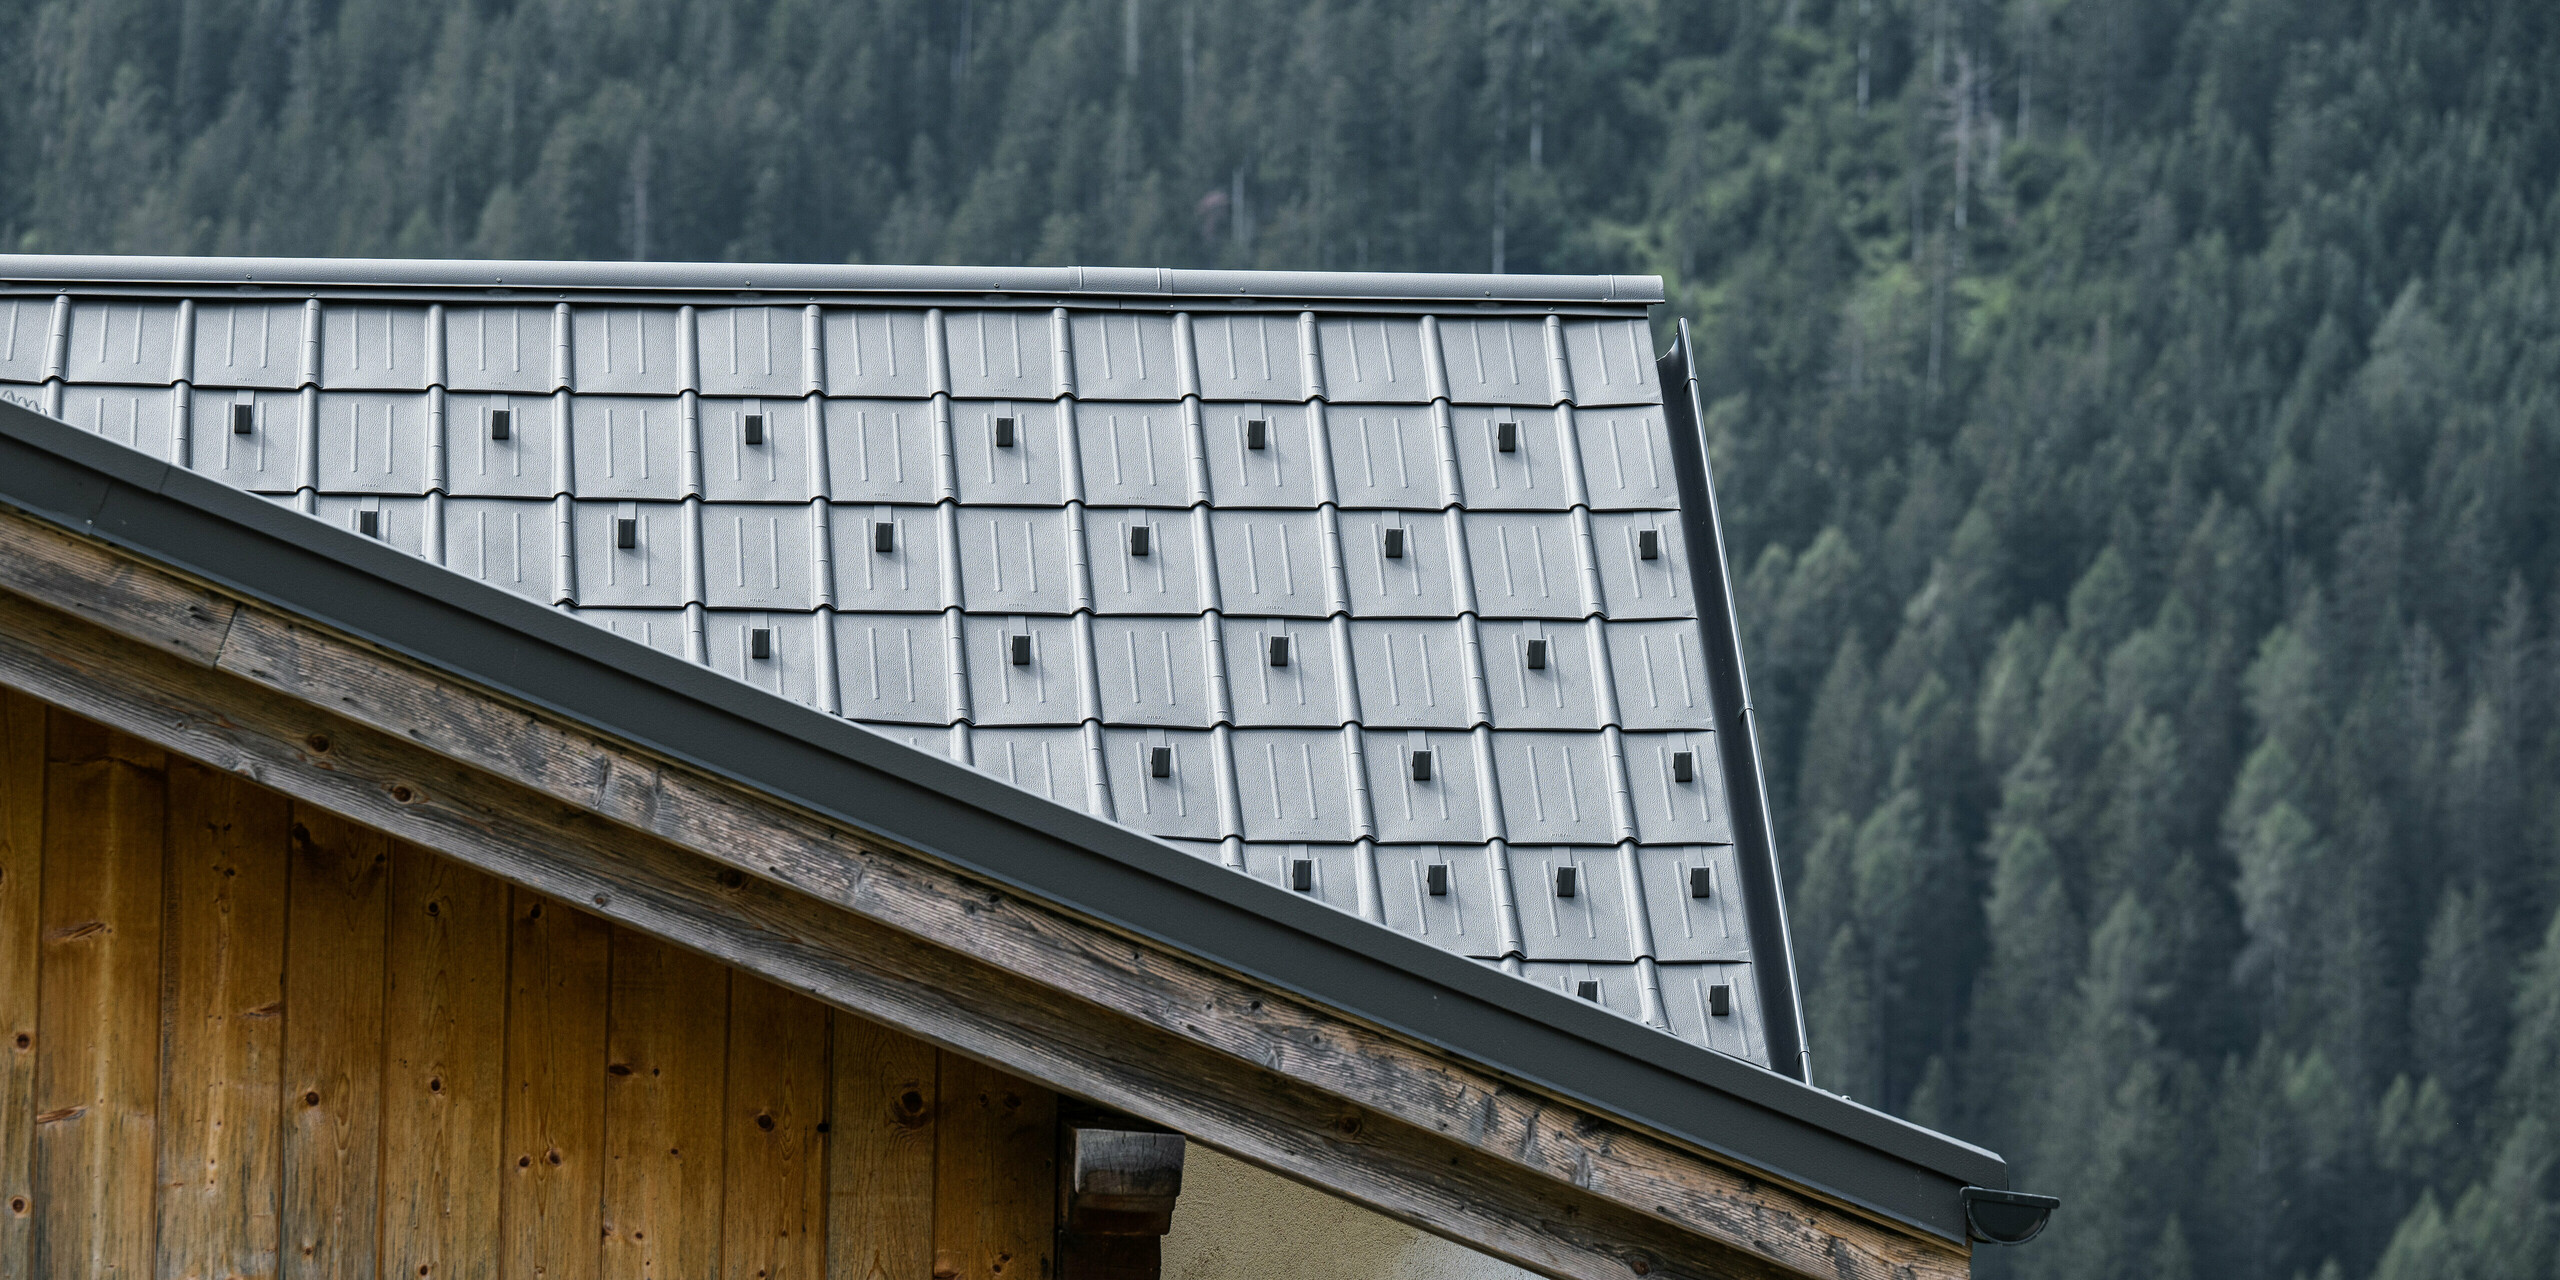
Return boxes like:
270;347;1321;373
1162;1146;1543;1280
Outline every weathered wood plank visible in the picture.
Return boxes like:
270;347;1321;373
0;513;1969;1280
155;760;291;1280
827;1015;938;1280
601;928;729;1280
381;841;510;1280
502;891;610;1280
0;512;237;668
280;805;389;1280
932;1055;1055;1280
721;975;830;1280
0;689;45;1277
31;711;166;1278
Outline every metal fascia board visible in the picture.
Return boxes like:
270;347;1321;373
1656;321;1814;1084
0;254;1665;307
0;394;1996;1239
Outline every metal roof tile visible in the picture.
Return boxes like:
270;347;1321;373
1336;509;1460;617
189;300;306;388
1561;318;1662;407
828;505;942;612
1221;617;1342;727
1621;730;1735;844
1230;729;1355;842
570;500;685;607
1101;728;1222;839
444;306;555;393
700;503;818;611
1488;732;1617;843
1637;845;1753;963
832;612;954;724
1190;312;1307;402
320;303;433;390
1364;728;1486;842
567;396;687;499
1075;401;1194;506
704;609;823;707
696;305;807;397
955;509;1075;613
950;399;1066;504
443;394;554;497
1315;317;1430;403
1240;842;1364;915
701;398;818;502
1464;513;1588;619
820;309;932;398
1605;621;1717;730
1513;846;1639;962
313;494;428;557
1589;511;1694;619
1086;508;1204;614
1375;844;1503;957
962;615;1082;724
1573;405;1682;509
570;306;685;395
1656;961;1762;1055
1091;616;1214;727
313;392;429;495
1068;312;1181;400
1201;402;1318;507
1207;510;1330;617
821;398;941;504
192;388;299;492
65;300;182;386
1325;404;1446;509
1435;316;1554;406
1345;621;1471;728
0;296;53;382
441;497;557;600
1450;405;1574;509
1476;619;1601;729
943;310;1057;400
971;726;1094;811
1518;960;1645;1022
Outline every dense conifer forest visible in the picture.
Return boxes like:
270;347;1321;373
6;0;2557;1274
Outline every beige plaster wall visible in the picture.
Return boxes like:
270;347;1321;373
1161;1146;1544;1280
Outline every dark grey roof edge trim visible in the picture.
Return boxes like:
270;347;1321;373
1657;322;1815;1084
0;400;2005;1240
0;254;1666;306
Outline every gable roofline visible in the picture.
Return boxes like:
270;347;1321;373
0;254;1664;310
0;385;2002;1247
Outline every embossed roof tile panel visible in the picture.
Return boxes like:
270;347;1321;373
66;299;183;386
444;306;555;393
834;613;955;724
6;253;1811;1085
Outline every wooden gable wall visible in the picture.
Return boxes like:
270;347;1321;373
0;690;1059;1280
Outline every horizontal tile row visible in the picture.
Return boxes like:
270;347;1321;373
31;380;1680;511
309;496;1697;620
1149;840;1751;964
1;294;1663;406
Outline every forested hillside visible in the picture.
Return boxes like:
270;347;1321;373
6;0;2558;1275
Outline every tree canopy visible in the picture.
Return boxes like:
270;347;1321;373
6;1;2557;1275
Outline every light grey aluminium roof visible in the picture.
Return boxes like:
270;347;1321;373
0;255;1805;1077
